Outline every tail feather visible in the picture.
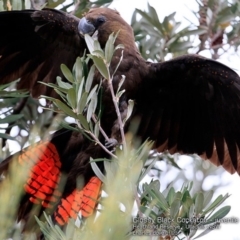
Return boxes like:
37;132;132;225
0;127;105;229
55;176;102;225
19;142;62;208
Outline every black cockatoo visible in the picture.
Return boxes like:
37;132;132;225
1;7;240;228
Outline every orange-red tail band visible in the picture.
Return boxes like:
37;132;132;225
55;176;102;225
18;142;62;208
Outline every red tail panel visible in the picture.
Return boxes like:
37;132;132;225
55;176;102;225
18;142;62;208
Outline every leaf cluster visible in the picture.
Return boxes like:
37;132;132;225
138;181;231;239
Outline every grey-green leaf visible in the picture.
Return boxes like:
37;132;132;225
91;55;110;80
60;64;74;83
54;99;77;118
85;65;95;92
204;206;231;225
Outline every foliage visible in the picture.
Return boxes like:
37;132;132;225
131;1;240;61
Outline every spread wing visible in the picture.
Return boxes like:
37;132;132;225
0;8;85;97
135;54;240;174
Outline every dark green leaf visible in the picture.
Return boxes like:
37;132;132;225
78;92;88;114
77;114;89;130
53;99;77;118
67;88;77;109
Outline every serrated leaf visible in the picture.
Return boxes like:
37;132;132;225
61;64;74;83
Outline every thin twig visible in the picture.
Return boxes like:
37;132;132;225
108;80;127;150
92;114;110;141
76;122;117;159
88;131;117;159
